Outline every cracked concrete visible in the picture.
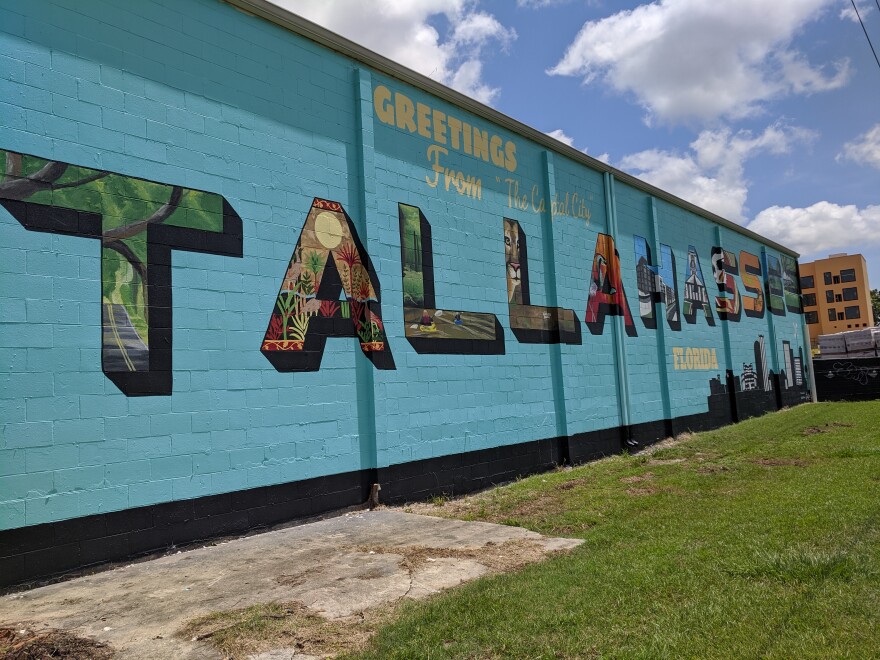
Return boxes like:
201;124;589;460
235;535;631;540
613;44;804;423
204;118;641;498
0;510;582;659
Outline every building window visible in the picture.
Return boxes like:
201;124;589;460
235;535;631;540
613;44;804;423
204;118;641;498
802;293;817;307
840;268;856;283
805;311;819;324
828;308;836;322
843;287;858;301
833;275;841;284
800;275;815;289
824;271;832;285
826;290;835;303
845;306;861;320
838;312;845;320
836;294;842;303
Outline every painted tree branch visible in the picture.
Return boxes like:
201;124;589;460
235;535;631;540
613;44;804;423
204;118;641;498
0;159;68;200
4;152;22;180
0;151;107;198
53;171;110;189
100;186;183;327
102;186;184;242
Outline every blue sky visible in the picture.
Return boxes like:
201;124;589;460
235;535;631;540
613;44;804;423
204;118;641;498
275;0;880;288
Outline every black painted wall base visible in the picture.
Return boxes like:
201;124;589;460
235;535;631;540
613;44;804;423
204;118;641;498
814;357;880;402
0;397;808;590
0;471;371;591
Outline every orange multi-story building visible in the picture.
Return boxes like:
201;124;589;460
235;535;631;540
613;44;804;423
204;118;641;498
799;253;874;348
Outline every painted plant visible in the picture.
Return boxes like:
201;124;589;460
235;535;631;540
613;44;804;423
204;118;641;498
261;198;393;371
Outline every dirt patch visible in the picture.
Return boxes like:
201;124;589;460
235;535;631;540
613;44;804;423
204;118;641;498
354;538;561;574
556;478;589;491
620;472;655;484
0;626;114;659
184;539;570;659
180;601;389;660
803;422;854;436
625;486;657;496
546;522;597;536
513;493;569;518
751;458;810;467
641;433;693;455
647;458;686;466
697;464;731;474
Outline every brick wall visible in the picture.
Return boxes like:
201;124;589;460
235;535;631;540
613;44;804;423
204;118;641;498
0;0;813;583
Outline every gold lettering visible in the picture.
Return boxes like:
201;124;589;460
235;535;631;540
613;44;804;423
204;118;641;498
490;135;504;167
506;178;527;210
432;109;447;144
425;144;446;188
374;84;520;175
447;115;462;150
504;141;517;172
416;102;431;139
672;347;720;370
472;127;489;161
373;85;394;125
395;92;416;132
530;185;546;213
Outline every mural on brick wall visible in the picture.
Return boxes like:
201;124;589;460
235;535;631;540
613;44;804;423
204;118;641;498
503;218;580;344
711;247;742;322
781;255;802;314
584;233;637;336
0;154;809;394
634;235;681;331
764;253;786;316
399;202;504;354
0;149;242;396
740;251;765;319
261;198;394;371
683;245;715;326
699;332;810;424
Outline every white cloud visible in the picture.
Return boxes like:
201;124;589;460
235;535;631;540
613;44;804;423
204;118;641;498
544;128;599;155
616;122;815;222
273;1;515;104
749;201;880;257
517;0;574;7
839;123;880;169
545;128;575;146
840;1;872;22
548;0;850;124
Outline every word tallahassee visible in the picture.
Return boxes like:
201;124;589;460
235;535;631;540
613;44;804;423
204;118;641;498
4;150;804;395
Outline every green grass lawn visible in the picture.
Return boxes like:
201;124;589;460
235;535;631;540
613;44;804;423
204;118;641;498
350;402;880;659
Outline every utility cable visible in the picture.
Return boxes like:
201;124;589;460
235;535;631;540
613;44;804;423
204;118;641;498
851;0;880;71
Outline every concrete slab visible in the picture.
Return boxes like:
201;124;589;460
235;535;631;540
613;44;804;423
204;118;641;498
0;510;582;659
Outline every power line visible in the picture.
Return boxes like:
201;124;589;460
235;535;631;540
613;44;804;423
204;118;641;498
851;0;880;71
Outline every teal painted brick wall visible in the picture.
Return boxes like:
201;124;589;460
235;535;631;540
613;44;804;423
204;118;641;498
0;0;812;531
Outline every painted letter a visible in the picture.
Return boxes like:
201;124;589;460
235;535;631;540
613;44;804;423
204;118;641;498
261;198;395;371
